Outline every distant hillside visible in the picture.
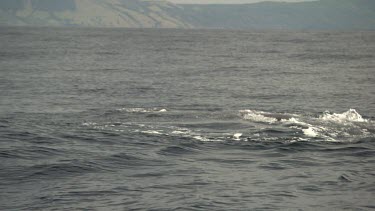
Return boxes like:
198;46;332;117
0;0;192;28
181;0;375;30
0;0;374;29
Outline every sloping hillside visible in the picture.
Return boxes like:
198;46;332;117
0;0;192;28
181;0;375;30
0;0;374;29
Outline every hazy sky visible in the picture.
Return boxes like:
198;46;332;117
169;0;314;4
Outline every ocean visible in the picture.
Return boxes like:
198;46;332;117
0;27;374;210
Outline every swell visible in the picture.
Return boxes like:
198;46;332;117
240;109;375;143
0;146;62;160
0;161;100;184
83;107;375;144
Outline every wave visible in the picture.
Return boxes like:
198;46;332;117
319;109;367;123
239;109;298;123
117;107;167;113
83;108;374;143
240;109;374;142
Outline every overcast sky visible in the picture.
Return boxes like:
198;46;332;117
169;0;314;4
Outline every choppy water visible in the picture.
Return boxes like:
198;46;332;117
0;27;375;210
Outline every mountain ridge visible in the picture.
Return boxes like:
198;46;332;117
0;0;192;28
0;0;374;30
180;0;375;30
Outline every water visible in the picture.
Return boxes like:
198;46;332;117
0;27;375;210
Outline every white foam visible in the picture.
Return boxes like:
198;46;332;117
86;108;373;144
240;110;277;124
239;109;374;142
117;107;167;113
171;130;190;135
281;117;309;126
82;122;97;126
192;136;221;142
302;127;319;137
141;130;163;135
320;109;368;123
233;133;242;140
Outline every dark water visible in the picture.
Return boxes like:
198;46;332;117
1;27;375;210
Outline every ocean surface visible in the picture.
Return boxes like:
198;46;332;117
0;27;374;210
